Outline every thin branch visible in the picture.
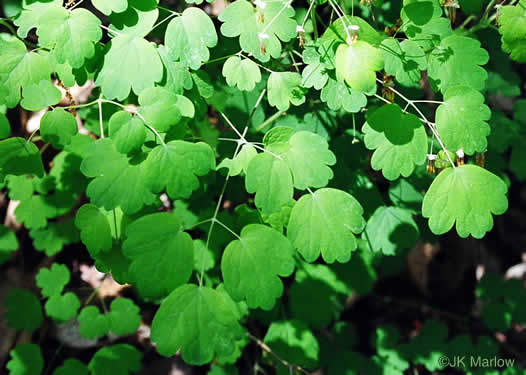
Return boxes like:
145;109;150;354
100;24;121;37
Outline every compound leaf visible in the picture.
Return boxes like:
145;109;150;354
40;108;78;148
222;56;261;91
122;213;193;299
436;85;491;154
45;293;80;322
267;72;306;111
143;141;215;199
78;306;110;339
428;35;489;93
363;103;428;180
221;224;295;310
36;263;70;297
109;298;141;336
7;344;43;375
165;7;217;70
422;164;508;238
288;188;365;263
151;284;244;364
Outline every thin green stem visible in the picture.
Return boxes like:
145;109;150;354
255;110;284;132
98;98;104;138
63;99;99;110
203;52;240;65
213;218;241;240
27;129;39;144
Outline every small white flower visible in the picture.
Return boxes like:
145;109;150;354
258;32;269;40
348;24;360;31
296;25;305;33
456;148;465;159
427;153;437;161
254;0;267;9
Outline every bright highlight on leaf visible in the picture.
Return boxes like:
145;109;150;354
21;80;61;111
267;72;306;111
422;165;508;238
288;188;366;263
222;56;262;91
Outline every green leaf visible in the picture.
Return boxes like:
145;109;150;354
380;38;427;87
157;45;193;93
123;213;193;299
218;143;257;176
75;204;113;256
388;179;423;213
301;45;330;90
264;320;319;371
288;188;365;263
20;80;61;111
45;292;81;322
143;141;215;199
7;344;43;375
363;206;419;255
14;195;55;229
36;263;70;297
245;153;293;215
320;16;382;47
78;306;110;339
320;77;367;113
219;0;297;62
0;225;18;265
0;113;11;139
222;56;261;91
363;103;428;180
7;175;33;200
30;219;79;255
422;165;508;238
221;224;295;309
436;85;491;155
108;111;146;154
52;359;89;375
92;0;128;15
40;108;78;148
165;8;218;70
80;139;157;214
0;37;53;108
109;298;141;336
5;288;43;332
335;41;384;95
151;284;244;364
428;35;489;93
267;130;336;190
89;344;142;375
13;0;63;38
138;87;194;132
37;7;102;68
95;34;163;100
267;72;306;111
0;137;44;178
498;0;526;63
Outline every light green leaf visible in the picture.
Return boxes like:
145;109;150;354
422;165;508;238
123;213;193;299
320;16;382;47
157;45;193;94
288;188;365;263
36;263;70;297
14;195;56;229
80;139;157;214
20;80;61;111
109;298;141;336
221;224;295;309
108;111;146;154
7;175;33;200
267;130;336;190
363;103;428;180
0;113;10;139
165;8;218;70
5;288;43;332
52;359;89;375
264;320;319;371
335;41;384;95
151;284;244;364
218;143;257;176
78;306;110;339
45;293;80;322
7;344;43;375
381;38;427;87
13;0;62;38
320;77;367;113
301;45;330;90
436;85;491;154
267;72;306;111
95;34;163;100
40;108;78;148
498;0;526;63
37;7;102;68
0;225;18;265
138;87;194;132
222;56;261;91
143;141;215;199
89;344;142;375
428;35;489;93
219;0;297;62
0;37;53;108
75;204;113;256
92;0;128;15
363;206;419;255
245;153;293;215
